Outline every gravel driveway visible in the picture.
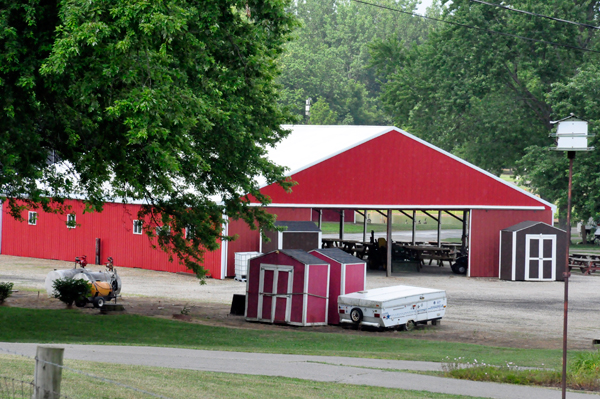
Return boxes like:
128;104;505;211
1;254;598;350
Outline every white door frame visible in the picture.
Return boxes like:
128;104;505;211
257;264;294;322
525;234;556;281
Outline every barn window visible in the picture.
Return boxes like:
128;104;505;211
185;226;194;240
156;225;171;236
28;212;38;225
133;220;143;235
67;214;76;229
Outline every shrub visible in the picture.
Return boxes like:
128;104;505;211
569;350;600;391
52;277;92;307
0;282;14;303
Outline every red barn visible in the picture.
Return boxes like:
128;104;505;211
0;125;554;279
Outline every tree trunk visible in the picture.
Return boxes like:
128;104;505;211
557;203;567;231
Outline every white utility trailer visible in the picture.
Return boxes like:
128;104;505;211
338;285;446;330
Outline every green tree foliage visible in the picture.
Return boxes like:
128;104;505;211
278;0;433;125
372;0;600;176
517;64;600;223
0;0;297;279
309;97;338;124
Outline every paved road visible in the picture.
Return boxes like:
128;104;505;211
2;343;598;399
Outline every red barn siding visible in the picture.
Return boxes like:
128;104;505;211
312;209;355;223
257;130;547;209
469;209;552;277
1;200;223;278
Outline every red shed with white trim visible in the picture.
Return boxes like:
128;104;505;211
309;248;366;325
245;249;329;326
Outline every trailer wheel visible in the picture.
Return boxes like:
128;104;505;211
75;299;86;308
349;308;363;323
94;297;105;308
405;320;416;331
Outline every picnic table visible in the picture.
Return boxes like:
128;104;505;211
321;238;374;259
569;253;600;275
403;245;455;267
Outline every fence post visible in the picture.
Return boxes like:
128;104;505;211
33;346;64;399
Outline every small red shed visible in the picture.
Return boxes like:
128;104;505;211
309;248;366;325
245;249;330;326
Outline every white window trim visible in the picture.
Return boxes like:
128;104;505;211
28;211;37;226
133;220;143;235
67;214;76;229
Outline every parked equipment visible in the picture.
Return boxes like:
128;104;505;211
45;256;121;308
338;285;446;330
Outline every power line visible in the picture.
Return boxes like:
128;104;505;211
351;0;600;54
470;0;600;30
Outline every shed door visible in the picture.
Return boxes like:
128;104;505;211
258;265;293;323
525;234;556;281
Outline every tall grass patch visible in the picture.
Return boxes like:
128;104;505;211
443;351;600;391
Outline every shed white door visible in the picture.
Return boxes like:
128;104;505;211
258;265;293;323
525;234;556;281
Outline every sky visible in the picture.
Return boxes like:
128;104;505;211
416;0;435;15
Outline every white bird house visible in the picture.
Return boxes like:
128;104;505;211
551;115;594;151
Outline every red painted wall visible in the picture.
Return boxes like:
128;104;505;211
469;209;553;277
1;200;223;278
312;209;355;223
309;250;366;325
306;264;329;324
258;130;549;209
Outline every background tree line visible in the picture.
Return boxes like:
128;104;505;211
281;0;600;226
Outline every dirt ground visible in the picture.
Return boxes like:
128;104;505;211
1;255;599;350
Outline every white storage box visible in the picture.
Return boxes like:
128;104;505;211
338;285;446;329
234;252;262;282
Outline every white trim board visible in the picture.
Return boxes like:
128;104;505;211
251;204;548;211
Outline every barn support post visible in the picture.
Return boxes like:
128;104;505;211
95;238;101;265
386;209;392;277
339;209;345;240
363;210;368;243
412;210;416;244
437;211;442;246
317;209;322;229
462;211;468;254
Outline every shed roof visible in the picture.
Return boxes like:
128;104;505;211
502;220;564;233
311;248;365;265
257;125;554;212
279;249;329;265
274;221;320;232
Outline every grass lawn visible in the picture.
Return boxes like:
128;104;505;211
0;307;570;369
0;355;489;399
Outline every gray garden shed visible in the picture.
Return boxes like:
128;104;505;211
260;221;322;253
499;221;567;281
